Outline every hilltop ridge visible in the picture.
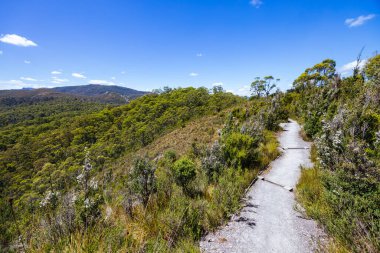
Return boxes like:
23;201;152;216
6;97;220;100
0;84;148;105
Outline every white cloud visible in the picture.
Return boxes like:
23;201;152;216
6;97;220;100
20;77;37;81
24;60;31;64
0;79;28;89
52;76;69;83
111;77;116;80
229;85;251;96
0;34;37;47
89;79;115;85
196;53;203;57
339;59;367;75
72;72;86;79
238;85;251;96
0;79;39;89
0;50;3;55
250;0;263;8
51;70;62;75
345;14;375;27
121;71;126;74
0;79;55;89
189;72;199;77
212;82;223;86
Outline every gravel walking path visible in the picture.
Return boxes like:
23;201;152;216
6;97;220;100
200;120;326;253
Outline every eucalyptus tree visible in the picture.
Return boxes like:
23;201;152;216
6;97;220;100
293;59;336;90
251;76;279;97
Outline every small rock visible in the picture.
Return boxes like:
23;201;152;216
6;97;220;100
218;237;227;243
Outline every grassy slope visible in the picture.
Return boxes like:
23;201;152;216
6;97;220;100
25;98;282;252
1;88;246;251
112;113;226;175
93;115;279;252
106;113;228;252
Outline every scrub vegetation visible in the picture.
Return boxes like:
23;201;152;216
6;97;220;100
295;54;380;252
0;85;288;252
0;54;379;252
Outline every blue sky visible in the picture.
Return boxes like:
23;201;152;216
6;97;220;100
0;0;379;95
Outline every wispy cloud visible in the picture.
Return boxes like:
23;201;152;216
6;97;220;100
228;85;251;96
0;50;3;55
250;0;263;8
212;82;223;86
0;79;42;89
24;60;31;64
20;77;38;81
51;70;62;75
52;76;69;84
0;79;29;89
196;53;203;57
189;72;198;77
345;14;376;27
72;72;86;79
0;79;56;89
0;34;37;47
236;85;251;96
339;59;367;75
89;79;115;85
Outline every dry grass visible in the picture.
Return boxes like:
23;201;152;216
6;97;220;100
258;130;280;169
112;113;226;176
326;240;351;253
138;114;224;157
296;167;353;253
310;144;318;163
82;108;282;252
299;126;312;142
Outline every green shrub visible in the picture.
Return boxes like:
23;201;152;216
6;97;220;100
365;54;380;81
201;141;225;182
172;157;196;194
304;112;321;138
163;150;177;163
223;132;258;169
297;167;380;252
130;157;157;207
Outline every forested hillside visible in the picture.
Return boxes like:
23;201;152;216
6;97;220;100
52;84;147;98
0;55;378;252
1;0;378;252
0;84;147;107
0;86;262;251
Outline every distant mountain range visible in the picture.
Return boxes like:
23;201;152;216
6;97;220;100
0;84;149;106
52;84;147;97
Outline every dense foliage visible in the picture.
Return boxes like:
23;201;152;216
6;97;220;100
0;87;250;251
0;84;147;107
293;55;380;252
2;54;378;252
0;97;107;127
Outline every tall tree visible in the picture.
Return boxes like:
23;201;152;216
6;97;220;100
293;59;336;90
212;85;224;94
250;76;279;97
364;54;380;82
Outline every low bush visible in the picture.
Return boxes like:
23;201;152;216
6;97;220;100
222;132;258;169
172;157;197;195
